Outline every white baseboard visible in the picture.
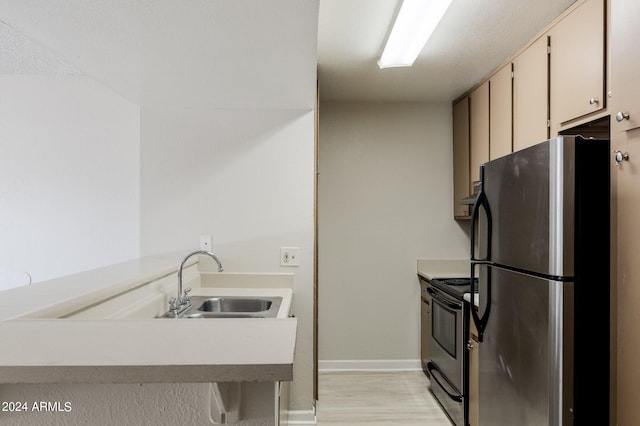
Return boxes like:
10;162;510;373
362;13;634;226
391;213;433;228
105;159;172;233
286;409;317;425
318;359;422;372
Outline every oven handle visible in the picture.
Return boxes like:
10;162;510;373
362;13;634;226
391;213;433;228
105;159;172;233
427;361;463;403
427;287;462;310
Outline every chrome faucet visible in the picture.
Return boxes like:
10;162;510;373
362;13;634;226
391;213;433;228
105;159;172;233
169;250;224;316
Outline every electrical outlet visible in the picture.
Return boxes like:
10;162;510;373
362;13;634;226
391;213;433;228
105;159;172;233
280;247;300;267
200;235;213;252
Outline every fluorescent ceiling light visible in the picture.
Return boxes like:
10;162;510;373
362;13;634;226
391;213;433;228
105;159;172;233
378;0;453;69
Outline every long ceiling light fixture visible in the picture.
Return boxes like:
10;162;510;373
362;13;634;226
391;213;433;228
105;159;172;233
378;0;453;69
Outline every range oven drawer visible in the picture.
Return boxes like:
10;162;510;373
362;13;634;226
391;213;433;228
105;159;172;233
428;361;464;426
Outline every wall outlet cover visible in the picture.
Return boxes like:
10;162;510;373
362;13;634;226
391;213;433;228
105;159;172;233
200;235;213;252
280;247;300;267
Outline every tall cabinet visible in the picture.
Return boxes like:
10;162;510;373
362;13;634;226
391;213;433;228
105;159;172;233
611;0;640;424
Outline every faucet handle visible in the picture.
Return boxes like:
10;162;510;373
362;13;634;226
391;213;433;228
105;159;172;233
168;297;179;311
183;288;192;304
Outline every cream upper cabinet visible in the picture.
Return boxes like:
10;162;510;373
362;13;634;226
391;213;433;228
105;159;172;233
470;82;489;185
549;0;605;126
611;0;640;132
453;98;470;218
513;36;549;151
489;64;513;160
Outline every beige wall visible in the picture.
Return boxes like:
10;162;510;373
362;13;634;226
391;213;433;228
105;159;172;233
318;101;469;363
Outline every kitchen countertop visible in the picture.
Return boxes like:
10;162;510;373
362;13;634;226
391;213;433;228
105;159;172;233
463;292;479;308
0;253;297;384
416;258;470;280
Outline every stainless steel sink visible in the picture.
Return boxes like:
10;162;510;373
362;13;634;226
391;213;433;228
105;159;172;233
197;297;272;313
158;296;282;319
183;313;262;319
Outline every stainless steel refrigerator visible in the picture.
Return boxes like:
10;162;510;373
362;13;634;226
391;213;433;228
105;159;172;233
469;135;610;426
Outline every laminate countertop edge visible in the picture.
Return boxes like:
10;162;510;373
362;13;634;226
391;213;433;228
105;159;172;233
416;258;470;280
0;318;297;384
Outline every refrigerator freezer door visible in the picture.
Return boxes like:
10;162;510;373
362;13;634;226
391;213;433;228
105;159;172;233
482;136;576;278
478;265;573;426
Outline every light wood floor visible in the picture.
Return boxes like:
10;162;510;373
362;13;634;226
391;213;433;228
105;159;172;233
316;371;452;425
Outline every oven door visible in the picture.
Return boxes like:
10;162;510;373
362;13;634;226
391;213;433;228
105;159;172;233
427;286;464;393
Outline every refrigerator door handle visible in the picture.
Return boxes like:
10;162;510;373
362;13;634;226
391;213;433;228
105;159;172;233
470;166;492;263
470;266;491;342
470;165;492;341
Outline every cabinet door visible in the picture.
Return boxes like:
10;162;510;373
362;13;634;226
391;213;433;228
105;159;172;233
549;0;605;126
453;98;470;217
489;64;513;160
612;2;640;422
611;0;640;131
513;36;549;151
470;82;489;185
613;134;640;425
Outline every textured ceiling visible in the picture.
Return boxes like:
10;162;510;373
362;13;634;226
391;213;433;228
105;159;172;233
0;0;578;106
318;0;577;102
0;0;319;109
0;22;81;75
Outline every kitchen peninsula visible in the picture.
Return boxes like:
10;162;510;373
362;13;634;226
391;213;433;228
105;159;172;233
0;252;297;425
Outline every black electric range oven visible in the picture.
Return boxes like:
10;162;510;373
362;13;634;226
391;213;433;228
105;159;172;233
425;277;474;426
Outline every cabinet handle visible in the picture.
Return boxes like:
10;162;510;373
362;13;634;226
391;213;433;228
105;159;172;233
614;150;630;167
467;341;475;350
589;97;599;105
616;112;630;122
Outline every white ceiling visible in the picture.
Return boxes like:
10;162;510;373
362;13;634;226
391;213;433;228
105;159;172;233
0;0;577;107
318;0;576;102
0;0;319;109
